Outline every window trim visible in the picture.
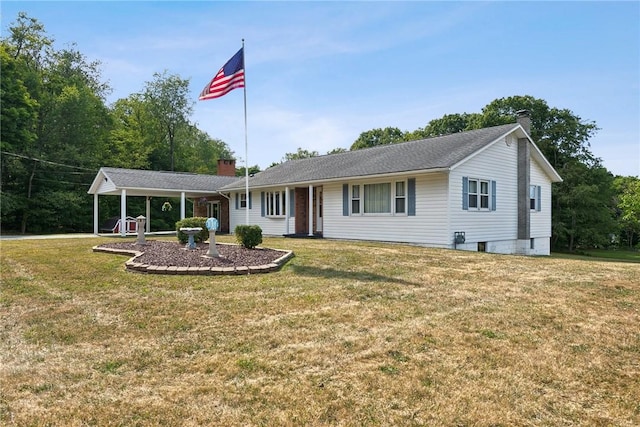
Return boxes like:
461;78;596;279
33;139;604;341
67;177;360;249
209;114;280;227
351;184;361;214
236;192;251;210
529;185;541;212
349;180;407;216
463;177;496;212
265;190;287;218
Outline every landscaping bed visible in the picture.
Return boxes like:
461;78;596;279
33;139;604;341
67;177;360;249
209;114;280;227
94;240;293;274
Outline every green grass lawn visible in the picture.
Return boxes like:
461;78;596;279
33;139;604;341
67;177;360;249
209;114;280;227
553;248;640;263
1;236;639;426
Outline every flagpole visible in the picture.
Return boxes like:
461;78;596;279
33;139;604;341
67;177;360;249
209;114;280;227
242;39;249;225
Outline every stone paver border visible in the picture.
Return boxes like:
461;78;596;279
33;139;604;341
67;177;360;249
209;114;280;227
93;243;294;275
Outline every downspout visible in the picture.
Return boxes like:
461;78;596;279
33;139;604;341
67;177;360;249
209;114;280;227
180;192;186;220
308;185;313;236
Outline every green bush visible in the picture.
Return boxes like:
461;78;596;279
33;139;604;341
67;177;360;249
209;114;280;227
176;217;209;244
235;225;263;249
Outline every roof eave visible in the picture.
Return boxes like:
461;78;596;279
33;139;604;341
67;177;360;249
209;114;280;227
221;167;451;191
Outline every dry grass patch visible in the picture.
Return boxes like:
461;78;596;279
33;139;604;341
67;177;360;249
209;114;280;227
1;236;639;426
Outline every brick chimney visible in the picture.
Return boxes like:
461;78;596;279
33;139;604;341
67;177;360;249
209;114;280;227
217;159;236;176
516;111;531;251
516;110;531;135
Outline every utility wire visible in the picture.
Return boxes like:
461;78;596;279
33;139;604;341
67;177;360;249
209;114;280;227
1;151;97;171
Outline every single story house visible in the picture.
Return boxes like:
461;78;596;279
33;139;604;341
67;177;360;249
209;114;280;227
88;112;561;255
220;112;562;255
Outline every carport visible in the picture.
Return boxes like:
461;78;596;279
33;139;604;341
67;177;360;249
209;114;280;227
87;167;239;236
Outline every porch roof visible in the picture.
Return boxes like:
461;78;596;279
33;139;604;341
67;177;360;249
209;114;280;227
88;167;238;198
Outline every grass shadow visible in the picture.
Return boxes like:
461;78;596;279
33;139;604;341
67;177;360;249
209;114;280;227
290;265;421;287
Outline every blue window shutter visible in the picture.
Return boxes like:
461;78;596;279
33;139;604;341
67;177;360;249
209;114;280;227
342;184;349;216
408;178;416;216
260;192;265;217
249;192;252;209
491;180;497;211
536;186;541;211
235;193;238;210
289;189;295;217
462;177;469;210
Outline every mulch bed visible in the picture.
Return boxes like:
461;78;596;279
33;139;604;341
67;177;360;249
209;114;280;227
95;240;289;268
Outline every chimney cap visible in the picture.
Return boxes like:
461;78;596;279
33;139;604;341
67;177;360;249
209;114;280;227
516;109;530;117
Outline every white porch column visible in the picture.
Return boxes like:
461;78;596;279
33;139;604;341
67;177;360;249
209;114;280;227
285;186;290;235
180;192;186;220
93;193;99;234
120;189;127;237
308;185;313;236
145;197;151;233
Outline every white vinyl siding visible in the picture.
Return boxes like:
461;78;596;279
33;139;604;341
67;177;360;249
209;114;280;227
530;160;552;240
325;173;449;245
450;136;519;246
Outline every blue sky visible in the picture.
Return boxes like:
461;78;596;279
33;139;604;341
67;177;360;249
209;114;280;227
2;1;639;177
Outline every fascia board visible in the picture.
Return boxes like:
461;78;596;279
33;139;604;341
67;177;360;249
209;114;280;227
223;168;450;191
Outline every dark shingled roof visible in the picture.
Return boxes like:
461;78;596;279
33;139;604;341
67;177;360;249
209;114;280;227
222;123;520;190
100;168;238;192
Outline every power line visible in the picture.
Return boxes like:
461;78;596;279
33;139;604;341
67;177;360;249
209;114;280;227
1;151;97;171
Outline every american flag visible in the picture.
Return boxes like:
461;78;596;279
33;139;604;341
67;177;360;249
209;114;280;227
199;48;245;100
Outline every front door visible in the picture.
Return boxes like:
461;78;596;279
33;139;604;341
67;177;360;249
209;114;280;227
207;201;221;231
294;188;308;234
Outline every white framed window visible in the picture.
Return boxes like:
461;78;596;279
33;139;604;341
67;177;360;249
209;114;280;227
463;177;496;211
239;193;247;209
364;182;391;213
468;179;489;209
530;185;541;211
350;180;407;215
480;180;490;209
468;179;479;209
265;190;286;217
351;185;361;214
395;181;406;214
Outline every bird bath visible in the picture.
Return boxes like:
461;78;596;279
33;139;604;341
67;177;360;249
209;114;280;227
180;227;202;250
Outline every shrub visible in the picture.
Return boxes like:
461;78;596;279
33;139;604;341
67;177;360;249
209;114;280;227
235;225;262;249
176;217;209;244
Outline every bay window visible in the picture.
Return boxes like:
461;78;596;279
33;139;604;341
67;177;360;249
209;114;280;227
265;190;286;217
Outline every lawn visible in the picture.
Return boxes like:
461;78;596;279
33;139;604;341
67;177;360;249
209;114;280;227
553;248;640;263
1;236;639;426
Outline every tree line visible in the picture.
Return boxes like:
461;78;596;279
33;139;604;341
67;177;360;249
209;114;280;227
1;13;637;251
1;13;234;234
